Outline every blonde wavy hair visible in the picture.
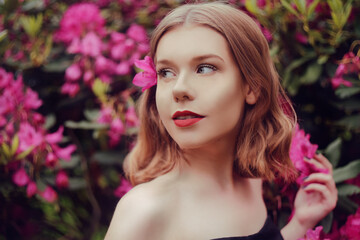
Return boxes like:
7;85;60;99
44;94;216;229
124;2;297;186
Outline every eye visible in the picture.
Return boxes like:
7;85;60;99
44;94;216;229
157;69;175;78
197;64;217;74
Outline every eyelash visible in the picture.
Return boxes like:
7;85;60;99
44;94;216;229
197;64;217;73
157;64;217;78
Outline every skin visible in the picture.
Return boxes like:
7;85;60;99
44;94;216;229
105;25;337;240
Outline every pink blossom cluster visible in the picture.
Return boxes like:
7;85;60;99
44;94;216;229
114;177;132;198
331;52;359;89
339;207;360;240
0;68;74;203
299;226;329;240
55;3;150;97
290;124;329;185
97;102;139;147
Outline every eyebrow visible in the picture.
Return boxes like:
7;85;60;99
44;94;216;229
156;54;225;66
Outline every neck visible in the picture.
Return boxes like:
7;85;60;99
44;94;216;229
174;137;239;192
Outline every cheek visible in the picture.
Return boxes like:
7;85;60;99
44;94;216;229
155;87;171;124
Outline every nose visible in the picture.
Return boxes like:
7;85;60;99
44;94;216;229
172;72;194;102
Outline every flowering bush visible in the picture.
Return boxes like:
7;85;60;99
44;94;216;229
1;0;360;239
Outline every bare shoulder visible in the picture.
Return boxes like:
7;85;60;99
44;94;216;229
104;176;176;240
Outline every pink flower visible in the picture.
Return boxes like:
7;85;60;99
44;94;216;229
67;38;81;54
110;32;126;43
65;63;82;82
340;208;360;240
115;62;131;75
12;168;30;186
110;44;127;60
61;82;80;97
81;32;102;57
54;144;76;161
56;171;69;188
125;106;139;127
55;3;106;44
295;32;308;44
45;126;64;144
18;122;43;152
40;186;58;203
126;24;148;43
108;118;124;146
45;152;58;167
298;226;328;240
114;178;132;198
133;56;157;92
290;124;328;185
98;107;113;124
330;76;353;89
26;181;37;197
83;70;94;84
0;68;12;88
23;88;42;110
95;56;116;75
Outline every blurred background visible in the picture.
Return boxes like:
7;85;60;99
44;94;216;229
0;0;360;239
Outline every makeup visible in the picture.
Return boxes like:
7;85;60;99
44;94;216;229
172;110;204;127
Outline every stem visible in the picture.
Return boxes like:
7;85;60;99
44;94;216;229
69;130;101;239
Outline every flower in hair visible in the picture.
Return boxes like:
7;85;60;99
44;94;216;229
133;56;157;92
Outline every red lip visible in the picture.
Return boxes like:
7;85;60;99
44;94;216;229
172;110;205;127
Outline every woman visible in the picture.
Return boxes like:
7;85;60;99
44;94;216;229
105;2;337;239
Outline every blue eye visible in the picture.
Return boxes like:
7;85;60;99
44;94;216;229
197;64;216;74
158;69;175;78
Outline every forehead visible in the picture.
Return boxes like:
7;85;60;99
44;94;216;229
155;24;233;63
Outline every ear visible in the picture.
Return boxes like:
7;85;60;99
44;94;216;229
244;84;257;105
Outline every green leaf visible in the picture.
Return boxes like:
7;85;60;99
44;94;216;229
245;0;259;14
92;151;126;166
294;0;306;14
332;99;360;111
337;184;360;196
323;138;342;167
43;58;73;72
10;135;19;156
1;143;11;158
68;178;87;190
44;114;56;130
0;30;8;42
333;159;360;183
19;13;43;38
336;115;360;130
337;195;358;214
307;0;320;18
300;62;323;84
59;155;80;169
84;109;100;122
92;78;109;103
319;212;333;233
282;52;316;87
65;121;108;130
280;0;299;16
317;55;329;64
15;146;35;160
0;0;20;13
335;87;360;99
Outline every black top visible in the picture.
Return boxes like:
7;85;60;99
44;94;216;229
211;217;284;240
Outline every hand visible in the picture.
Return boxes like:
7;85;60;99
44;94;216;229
292;154;338;229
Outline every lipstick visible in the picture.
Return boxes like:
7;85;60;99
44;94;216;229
172;110;204;127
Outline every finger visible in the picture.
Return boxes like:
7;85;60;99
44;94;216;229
304;158;329;174
303;173;336;192
303;183;337;208
313;154;333;174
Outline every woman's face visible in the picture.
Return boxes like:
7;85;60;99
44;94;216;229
155;25;256;150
